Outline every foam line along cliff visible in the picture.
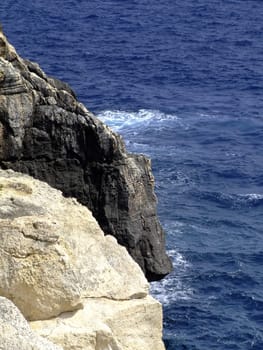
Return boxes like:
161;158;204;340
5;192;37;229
0;27;172;281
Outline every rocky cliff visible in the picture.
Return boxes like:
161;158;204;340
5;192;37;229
0;170;165;350
0;28;172;281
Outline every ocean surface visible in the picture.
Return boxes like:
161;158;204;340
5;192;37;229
2;1;263;349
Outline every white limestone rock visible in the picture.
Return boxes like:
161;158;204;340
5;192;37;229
0;169;165;350
31;295;165;350
0;169;148;321
0;296;62;350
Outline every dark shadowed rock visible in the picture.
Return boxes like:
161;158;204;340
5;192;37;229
0;30;172;280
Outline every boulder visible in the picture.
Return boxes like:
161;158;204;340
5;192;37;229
0;296;62;350
0;28;172;281
0;169;148;321
0;170;165;349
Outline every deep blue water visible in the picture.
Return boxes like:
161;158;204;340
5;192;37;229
2;1;263;349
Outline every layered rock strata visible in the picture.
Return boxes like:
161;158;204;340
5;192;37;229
0;170;165;350
0;28;172;280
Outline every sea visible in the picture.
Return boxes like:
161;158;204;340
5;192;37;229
2;1;263;349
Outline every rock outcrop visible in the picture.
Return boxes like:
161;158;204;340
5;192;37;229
31;296;164;350
0;296;62;350
0;170;165;350
0;170;148;321
0;28;172;281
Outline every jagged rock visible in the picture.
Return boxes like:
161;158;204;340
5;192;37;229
0;170;148;321
0;57;27;95
31;296;165;350
0;28;172;281
0;296;62;350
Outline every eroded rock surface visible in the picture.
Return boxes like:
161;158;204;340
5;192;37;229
0;170;165;350
0;170;148;321
31;296;164;350
0;28;172;280
0;296;62;350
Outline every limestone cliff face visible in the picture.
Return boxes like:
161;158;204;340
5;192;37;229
0;297;63;350
0;170;148;321
0;170;165;350
0;29;172;281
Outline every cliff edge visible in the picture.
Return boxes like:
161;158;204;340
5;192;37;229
0;169;165;350
0;28;172;280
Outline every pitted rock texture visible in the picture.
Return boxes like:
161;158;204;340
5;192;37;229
31;296;165;350
0;29;172;281
0;296;62;350
0;170;165;350
0;170;148;321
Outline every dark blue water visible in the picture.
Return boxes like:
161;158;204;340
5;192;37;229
2;1;263;349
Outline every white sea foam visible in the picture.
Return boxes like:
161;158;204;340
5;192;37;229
241;193;263;200
97;109;180;132
200;191;263;208
150;249;193;305
234;193;263;207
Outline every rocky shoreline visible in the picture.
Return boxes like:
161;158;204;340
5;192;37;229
0;28;171;349
0;27;172;281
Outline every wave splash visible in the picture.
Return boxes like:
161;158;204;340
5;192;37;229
150;249;193;305
193;191;263;209
97;109;180;132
